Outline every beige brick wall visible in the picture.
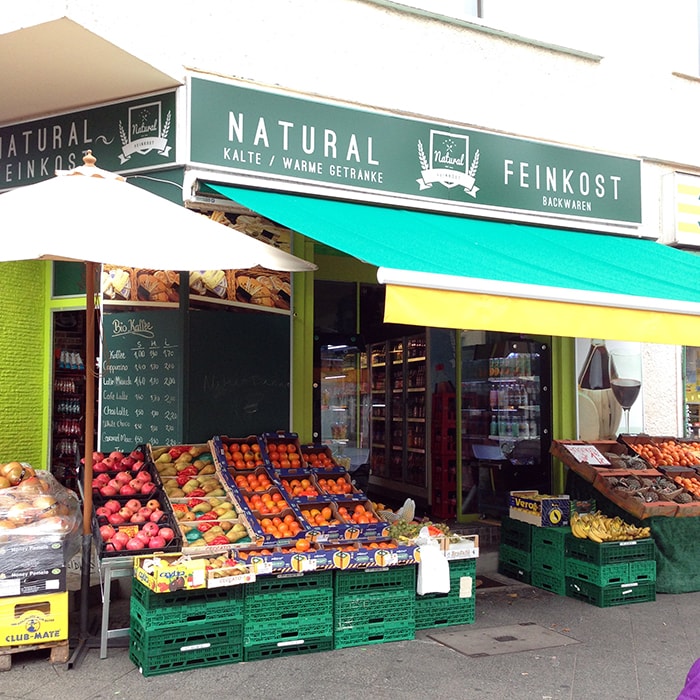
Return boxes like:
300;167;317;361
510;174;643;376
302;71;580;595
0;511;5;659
0;260;47;467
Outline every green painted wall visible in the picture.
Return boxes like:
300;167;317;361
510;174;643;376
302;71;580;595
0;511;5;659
551;336;577;493
0;260;50;468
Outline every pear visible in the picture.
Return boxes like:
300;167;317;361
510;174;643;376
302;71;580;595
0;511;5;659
199;464;216;475
156;453;172;464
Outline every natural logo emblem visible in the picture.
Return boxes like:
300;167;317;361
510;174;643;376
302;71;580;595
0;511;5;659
417;130;479;197
119;101;172;164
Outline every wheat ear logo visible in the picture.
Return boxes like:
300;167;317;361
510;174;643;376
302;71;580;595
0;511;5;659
118;100;172;164
417;130;480;197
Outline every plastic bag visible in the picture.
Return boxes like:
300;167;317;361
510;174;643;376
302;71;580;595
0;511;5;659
0;466;81;563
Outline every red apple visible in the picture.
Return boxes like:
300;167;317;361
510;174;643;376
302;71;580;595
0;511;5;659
95;506;112;518
119;484;137;496
158;527;175;543
149;509;165;523
125;498;142;512
112;531;129;548
141;521;160;538
99;484;118;497
107;512;125;526
99;524;116;541
126;537;144;550
146;499;160;511
104;499;121;514
148;535;166;549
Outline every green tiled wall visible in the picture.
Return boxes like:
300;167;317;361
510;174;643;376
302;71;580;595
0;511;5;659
0;260;48;467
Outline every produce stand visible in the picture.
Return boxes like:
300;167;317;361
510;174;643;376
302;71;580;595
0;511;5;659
82;436;479;670
553;436;700;594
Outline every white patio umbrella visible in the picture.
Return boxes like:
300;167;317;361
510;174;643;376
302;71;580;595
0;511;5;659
0;151;316;657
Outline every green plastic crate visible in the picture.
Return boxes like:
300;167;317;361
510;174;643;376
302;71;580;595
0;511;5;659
334;618;415;649
499;543;532;570
531;568;566;596
532;526;570;567
130;594;242;631
565;577;656;608
415;593;475;629
243;613;333;647
129;618;243;676
500;516;533;551
248;570;333;596
565;535;655;565
418;558;477;600
335;589;415;630
334;565;416;596
565;558;629;587
131;577;245;610
244;635;334;661
497;559;531;584
245;586;333;622
628;559;657;583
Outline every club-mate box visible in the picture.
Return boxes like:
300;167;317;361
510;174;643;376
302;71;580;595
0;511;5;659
509;490;570;527
0;591;69;646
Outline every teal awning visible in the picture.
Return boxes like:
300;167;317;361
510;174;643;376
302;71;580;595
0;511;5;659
206;182;700;344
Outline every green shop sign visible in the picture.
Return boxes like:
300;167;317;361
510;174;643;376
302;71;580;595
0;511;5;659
190;76;641;225
0;91;177;188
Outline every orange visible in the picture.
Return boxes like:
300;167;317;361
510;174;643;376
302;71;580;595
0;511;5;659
295;539;311;552
321;506;332;521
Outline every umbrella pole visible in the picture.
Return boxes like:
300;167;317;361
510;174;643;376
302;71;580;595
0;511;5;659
70;261;97;667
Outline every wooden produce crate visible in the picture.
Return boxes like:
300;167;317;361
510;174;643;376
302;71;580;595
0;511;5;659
592;473;678;519
550;440;649;483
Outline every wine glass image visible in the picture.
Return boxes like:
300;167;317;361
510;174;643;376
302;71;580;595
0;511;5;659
609;348;642;434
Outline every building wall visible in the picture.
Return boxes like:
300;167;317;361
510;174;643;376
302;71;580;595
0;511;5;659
4;0;698;437
0;261;48;466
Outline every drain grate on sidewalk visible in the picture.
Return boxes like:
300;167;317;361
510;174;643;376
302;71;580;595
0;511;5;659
427;622;579;658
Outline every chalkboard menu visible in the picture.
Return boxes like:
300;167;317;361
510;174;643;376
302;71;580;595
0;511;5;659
99;310;183;451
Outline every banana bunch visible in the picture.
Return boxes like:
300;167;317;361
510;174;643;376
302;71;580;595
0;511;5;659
570;511;651;543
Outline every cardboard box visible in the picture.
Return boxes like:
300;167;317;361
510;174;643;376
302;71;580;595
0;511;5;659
0;591;68;646
133;553;208;593
509;490;570;527
0;566;66;599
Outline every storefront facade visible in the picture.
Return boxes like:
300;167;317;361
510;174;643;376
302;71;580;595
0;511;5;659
2;2;700;518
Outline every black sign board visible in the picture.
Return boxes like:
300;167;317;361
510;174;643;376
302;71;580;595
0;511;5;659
99;310;183;451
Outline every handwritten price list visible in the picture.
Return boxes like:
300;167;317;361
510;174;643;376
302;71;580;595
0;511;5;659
99;311;183;451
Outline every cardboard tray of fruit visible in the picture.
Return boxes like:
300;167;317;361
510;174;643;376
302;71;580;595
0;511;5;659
262;431;307;471
160;471;228;502
209;435;267;472
303;500;391;542
549;440;656;483
321;538;418;569
149;443;218;480
178;518;254;553
314;472;365;501
277;474;322;502
300;444;346;474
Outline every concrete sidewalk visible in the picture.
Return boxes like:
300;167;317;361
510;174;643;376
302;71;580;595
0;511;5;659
1;544;697;700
